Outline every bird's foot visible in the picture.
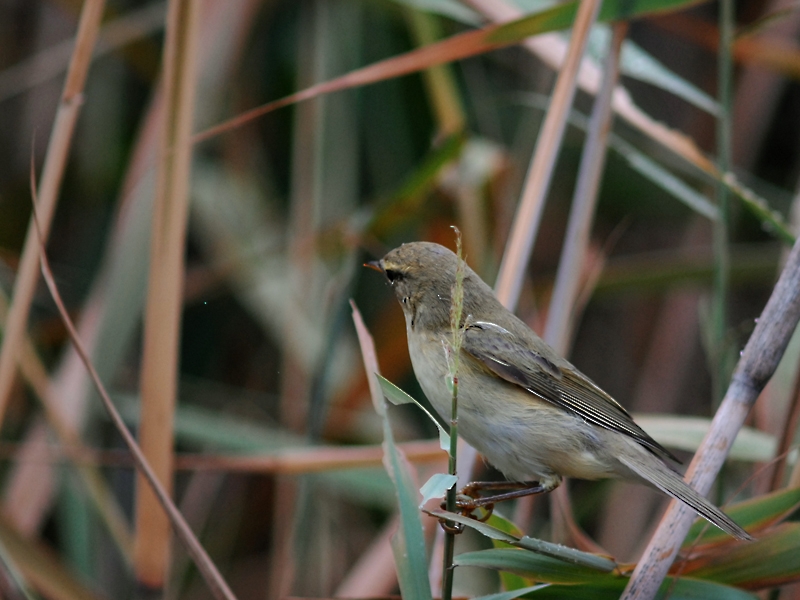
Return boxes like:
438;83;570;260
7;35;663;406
438;480;556;529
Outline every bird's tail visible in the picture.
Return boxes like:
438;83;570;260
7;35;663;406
618;453;753;541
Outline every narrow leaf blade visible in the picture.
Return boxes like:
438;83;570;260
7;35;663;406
420;473;458;506
377;374;450;450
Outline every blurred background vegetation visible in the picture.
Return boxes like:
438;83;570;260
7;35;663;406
0;0;799;598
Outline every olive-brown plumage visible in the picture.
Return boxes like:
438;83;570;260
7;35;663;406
373;241;751;541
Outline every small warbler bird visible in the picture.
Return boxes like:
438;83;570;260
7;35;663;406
370;241;751;541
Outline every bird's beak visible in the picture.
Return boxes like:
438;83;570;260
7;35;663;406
364;260;384;273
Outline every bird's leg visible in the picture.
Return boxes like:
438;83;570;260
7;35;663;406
447;480;560;522
460;481;549;506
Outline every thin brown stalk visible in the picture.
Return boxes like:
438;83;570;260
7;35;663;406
32;200;237;600
134;0;200;590
442;229;466;600
493;0;604;311
622;235;800;600
0;0;106;431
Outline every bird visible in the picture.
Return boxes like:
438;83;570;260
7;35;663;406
368;241;751;541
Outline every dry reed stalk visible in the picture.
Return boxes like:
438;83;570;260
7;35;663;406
622;235;800;599
2;7;161;536
134;0;200;589
0;0;106;431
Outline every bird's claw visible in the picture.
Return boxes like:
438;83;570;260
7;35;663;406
435;480;547;533
437;494;494;532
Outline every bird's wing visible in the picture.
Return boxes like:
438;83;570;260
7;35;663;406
461;321;679;463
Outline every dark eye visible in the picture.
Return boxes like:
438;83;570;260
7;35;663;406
385;269;404;283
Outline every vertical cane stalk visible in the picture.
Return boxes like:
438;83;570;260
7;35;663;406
134;0;200;591
441;227;466;600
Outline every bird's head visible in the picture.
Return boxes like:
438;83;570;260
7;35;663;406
366;241;496;331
